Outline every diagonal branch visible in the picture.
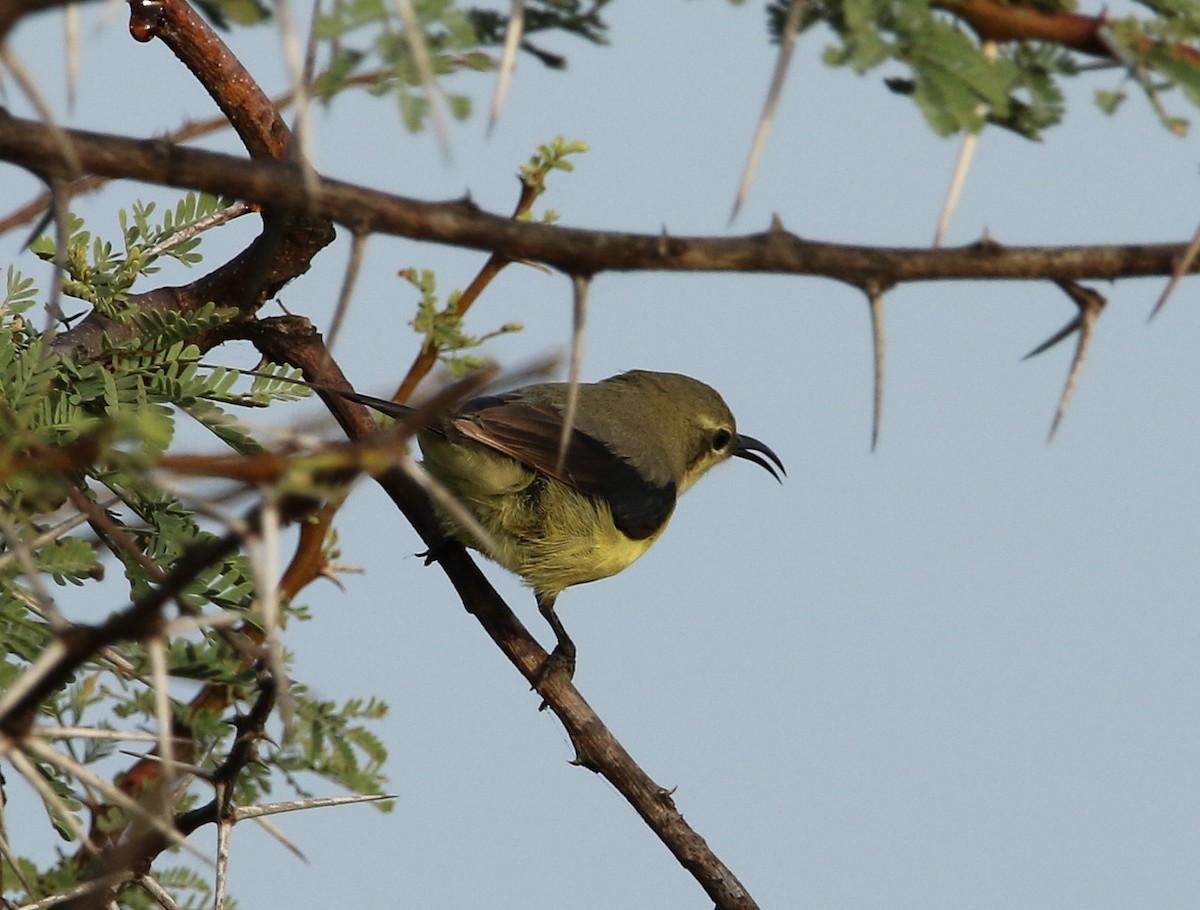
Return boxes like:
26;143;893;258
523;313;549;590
246;318;761;910
393;172;542;403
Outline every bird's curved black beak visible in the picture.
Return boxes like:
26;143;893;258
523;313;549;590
733;434;786;483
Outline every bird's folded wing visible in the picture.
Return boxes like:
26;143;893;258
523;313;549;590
449;397;676;540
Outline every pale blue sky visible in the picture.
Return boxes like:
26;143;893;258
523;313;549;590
3;2;1198;908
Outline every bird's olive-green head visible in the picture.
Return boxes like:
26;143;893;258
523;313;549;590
554;370;784;494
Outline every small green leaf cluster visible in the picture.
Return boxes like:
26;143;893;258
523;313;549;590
308;1;613;131
518;136;590;222
404;268;523;375
2;264;38;319
240;691;393;808
29;194;234;317
0;282;271;674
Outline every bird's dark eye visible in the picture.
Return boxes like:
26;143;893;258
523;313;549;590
711;428;733;452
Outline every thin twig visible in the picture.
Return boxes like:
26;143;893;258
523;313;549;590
275;0;321;203
214;796;231;910
143;202;254;259
136;873;185;910
1023;280;1106;441
0;505;67;630
147;635;177;814
37;725;161;742
233;792;396;819
933;132;979;247
0;639;69;725
932;41;995;247
0;811;37;894
14;870;133;910
251;814;308;862
65;3;78;109
398;457;499;559
0;497;118;574
0;44;82;175
254;498;294;734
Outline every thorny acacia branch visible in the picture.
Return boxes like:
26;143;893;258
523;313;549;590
2;111;1198;293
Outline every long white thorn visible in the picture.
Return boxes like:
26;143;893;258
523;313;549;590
557;274;588;472
488;0;526;135
731;0;805;221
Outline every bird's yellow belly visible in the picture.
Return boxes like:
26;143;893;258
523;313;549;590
418;432;668;597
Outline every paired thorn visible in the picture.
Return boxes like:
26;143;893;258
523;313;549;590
1024;280;1106;442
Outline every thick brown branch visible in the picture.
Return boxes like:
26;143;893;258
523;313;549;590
931;0;1110;56
932;0;1200;66
0;69;420;236
2;111;1196;289
131;0;291;160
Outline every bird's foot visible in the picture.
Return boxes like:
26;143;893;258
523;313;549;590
532;646;576;709
415;536;455;566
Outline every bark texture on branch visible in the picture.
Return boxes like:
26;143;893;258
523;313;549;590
2;110;1196;290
